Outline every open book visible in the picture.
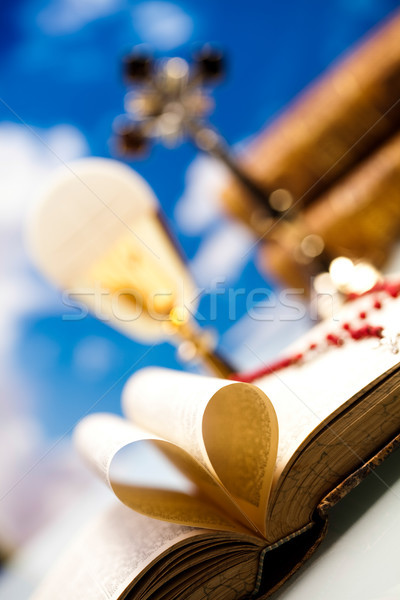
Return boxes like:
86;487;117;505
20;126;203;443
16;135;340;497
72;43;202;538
33;293;400;600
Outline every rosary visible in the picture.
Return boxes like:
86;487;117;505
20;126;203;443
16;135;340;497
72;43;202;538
233;279;400;383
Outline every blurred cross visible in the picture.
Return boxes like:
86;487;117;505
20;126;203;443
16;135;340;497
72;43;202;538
114;45;283;221
114;44;332;279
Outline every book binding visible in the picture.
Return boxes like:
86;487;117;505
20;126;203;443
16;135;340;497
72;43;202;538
255;429;400;598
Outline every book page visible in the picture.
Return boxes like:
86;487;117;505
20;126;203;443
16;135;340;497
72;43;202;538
75;413;256;534
122;369;278;536
33;502;264;600
31;503;216;600
255;293;400;485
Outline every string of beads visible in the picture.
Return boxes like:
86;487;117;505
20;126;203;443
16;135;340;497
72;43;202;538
232;279;400;384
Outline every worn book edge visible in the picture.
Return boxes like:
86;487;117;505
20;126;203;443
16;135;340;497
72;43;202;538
255;429;400;598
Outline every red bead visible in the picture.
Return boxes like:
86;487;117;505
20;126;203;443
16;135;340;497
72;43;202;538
326;333;342;346
359;311;367;320
309;343;317;350
373;300;382;310
342;323;350;331
386;283;400;298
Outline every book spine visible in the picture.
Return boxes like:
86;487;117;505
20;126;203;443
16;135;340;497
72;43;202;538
255;519;328;599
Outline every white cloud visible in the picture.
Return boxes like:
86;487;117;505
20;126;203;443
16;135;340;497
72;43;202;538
174;155;256;288
73;336;119;380
132;2;193;51
0;120;88;360
0;122;89;549
190;221;255;289
0;255;54;356
175;155;229;235
45;124;89;162
0;122;88;227
37;0;121;35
